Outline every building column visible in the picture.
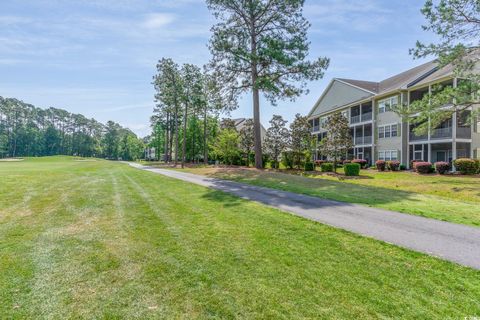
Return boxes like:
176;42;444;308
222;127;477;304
428;143;432;163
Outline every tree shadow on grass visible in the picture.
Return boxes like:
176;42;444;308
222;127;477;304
198;173;423;214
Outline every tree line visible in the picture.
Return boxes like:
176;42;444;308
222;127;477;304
0;96;144;160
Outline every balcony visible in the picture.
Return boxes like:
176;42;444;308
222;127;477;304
409;132;428;141
350;115;360;124
430;127;452;140
354;136;373;145
457;126;472;139
361;112;372;122
312;125;319;133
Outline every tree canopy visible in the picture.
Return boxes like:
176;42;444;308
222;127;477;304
207;0;329;168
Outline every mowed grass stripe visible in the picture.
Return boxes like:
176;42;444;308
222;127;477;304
0;157;479;319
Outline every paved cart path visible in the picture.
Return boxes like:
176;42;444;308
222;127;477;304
128;163;480;270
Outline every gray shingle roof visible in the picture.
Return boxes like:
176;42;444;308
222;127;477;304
337;60;440;96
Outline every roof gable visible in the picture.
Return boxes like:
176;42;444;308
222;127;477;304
309;79;374;117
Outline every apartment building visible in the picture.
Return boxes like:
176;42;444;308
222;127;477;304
307;61;480;168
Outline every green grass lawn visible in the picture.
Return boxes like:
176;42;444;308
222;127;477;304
177;167;480;227
1;157;480;318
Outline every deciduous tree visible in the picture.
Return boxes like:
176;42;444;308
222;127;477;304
264;115;289;169
319;112;353;173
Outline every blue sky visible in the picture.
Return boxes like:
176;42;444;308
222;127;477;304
0;0;436;136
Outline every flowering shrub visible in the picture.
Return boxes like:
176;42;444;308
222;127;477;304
435;161;450;174
387;160;400;171
453;158;478;175
343;160;351;164
352;159;368;168
315;160;325;166
375;160;386;171
344;163;360;176
410;159;423;170
415;162;433;174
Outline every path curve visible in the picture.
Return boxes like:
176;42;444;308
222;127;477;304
128;163;480;270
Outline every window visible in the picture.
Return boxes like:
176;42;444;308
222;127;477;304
378;124;399;139
378;126;385;139
378;150;398;161
378;96;398;113
391;124;398;137
384;125;391;138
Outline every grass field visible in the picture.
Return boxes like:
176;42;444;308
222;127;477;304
1;157;480;318
177;166;480;227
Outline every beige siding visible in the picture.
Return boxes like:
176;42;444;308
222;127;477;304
311;80;372;117
374;95;403;162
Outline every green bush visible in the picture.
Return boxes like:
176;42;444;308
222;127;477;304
454;158;478;175
320;162;334;172
399;164;407;171
344;163;360;176
304;162;315;171
281;151;294;169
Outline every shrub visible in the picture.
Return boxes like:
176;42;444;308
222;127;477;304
453;158;478;175
410;159;423;170
399;164;407;171
344;163;360;176
270;160;279;169
304;162;315;171
281;151;294;169
387;160;400;171
435;161;450;174
415;161;433;174
343;160;351;164
320;162;334;172
314;160;325;166
475;159;480;174
375;160;386;171
352;159;368;169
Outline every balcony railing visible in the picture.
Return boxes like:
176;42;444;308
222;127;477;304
350;115;360;124
430;127;452;139
350;112;373;124
409;132;428;141
457;126;472;139
354;136;373;145
361;112;372;122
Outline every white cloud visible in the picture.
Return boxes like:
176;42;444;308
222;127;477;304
142;13;175;29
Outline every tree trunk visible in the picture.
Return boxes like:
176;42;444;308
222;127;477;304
203;106;208;165
250;24;262;169
164;112;169;162
181;103;187;169
174;104;179;166
192;109;196;163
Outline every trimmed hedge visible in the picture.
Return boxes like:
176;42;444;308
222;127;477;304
435;161;450;174
352;159;368;169
387;160;400;171
375;160;386;171
344;163;360;176
453;158;478;175
320;162;334;172
415;161;433;174
399;164;407;171
304;162;315;171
